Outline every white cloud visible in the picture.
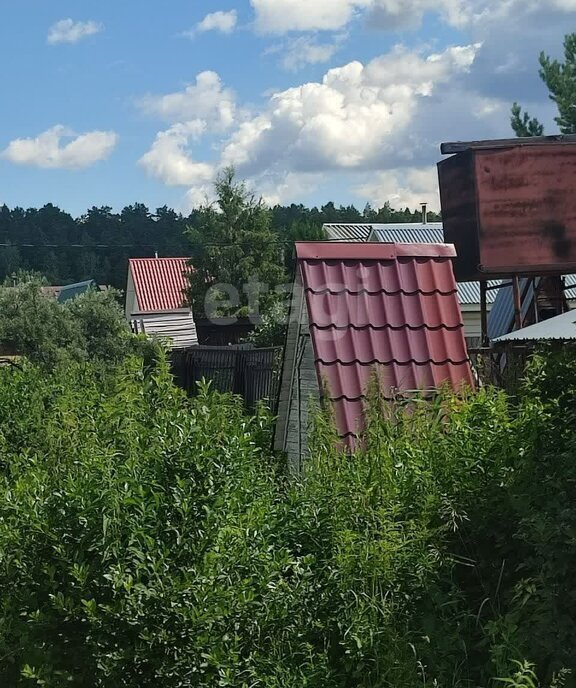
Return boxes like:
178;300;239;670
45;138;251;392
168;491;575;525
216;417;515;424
269;34;345;71
139;71;237;130
47;19;103;45
250;0;574;34
138;122;215;187
139;44;487;208
355;167;441;211
2;125;117;169
196;10;238;34
220;43;479;175
252;0;364;33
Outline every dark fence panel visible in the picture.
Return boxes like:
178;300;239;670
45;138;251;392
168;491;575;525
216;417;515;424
173;345;282;412
194;318;259;346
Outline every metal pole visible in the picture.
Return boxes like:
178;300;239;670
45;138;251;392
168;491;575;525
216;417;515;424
512;275;522;330
480;280;488;347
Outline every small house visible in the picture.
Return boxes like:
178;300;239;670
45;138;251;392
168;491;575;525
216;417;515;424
126;257;198;349
274;242;474;470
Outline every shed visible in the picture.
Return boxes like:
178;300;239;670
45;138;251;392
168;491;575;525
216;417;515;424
126;257;198;349
274;241;474;470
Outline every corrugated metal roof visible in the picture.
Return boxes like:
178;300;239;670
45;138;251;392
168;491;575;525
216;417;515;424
130;310;198;349
371;224;444;243
323;224;373;241
564;274;576;299
487;278;537;341
296;241;473;443
57;279;99;303
493;308;576;342
487;275;576;341
369;225;500;305
129;258;190;312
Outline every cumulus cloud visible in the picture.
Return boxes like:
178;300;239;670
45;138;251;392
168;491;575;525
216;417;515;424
220;43;480;176
355;167;441;211
2;125;117;169
47;19;103;44
138;122;215;186
250;0;575;33
195;10;238;34
252;0;363;33
139;43;489;207
139;71;237;130
137;0;575;209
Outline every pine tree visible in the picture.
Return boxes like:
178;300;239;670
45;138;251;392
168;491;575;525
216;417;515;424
511;33;576;137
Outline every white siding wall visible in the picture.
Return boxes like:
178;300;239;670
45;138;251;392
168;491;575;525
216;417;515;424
461;304;493;345
125;269;139;318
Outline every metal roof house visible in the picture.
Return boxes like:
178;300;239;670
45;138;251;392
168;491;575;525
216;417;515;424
324;222;499;345
274;242;474;469
126;257;198;349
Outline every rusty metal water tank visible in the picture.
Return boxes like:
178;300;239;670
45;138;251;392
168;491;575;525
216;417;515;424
437;136;576;281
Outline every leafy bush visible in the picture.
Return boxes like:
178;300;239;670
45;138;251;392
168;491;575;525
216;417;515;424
0;279;143;366
0;347;575;686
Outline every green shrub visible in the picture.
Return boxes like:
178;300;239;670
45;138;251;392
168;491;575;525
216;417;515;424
0;279;144;366
0;347;575;686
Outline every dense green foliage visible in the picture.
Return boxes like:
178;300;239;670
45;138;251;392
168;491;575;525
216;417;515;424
511;33;576;136
0;348;574;686
0;198;438;290
185;169;287;319
0;279;140;366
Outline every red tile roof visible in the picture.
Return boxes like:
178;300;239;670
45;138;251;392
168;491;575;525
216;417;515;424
129;257;190;312
296;241;474;442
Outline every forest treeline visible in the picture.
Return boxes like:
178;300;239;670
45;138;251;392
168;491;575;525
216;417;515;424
0;201;439;289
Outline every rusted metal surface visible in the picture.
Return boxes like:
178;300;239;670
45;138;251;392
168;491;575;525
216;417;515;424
438;143;576;280
441;134;576;154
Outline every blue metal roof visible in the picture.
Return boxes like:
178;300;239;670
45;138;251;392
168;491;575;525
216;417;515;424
57;279;99;303
488;275;576;341
370;224;444;244
487;279;537;341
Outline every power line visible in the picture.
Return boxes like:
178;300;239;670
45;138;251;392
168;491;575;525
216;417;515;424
0;240;301;249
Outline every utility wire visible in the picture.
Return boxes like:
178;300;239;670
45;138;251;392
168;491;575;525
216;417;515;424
0;240;302;249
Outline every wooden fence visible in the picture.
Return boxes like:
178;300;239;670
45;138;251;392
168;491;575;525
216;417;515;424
171;345;283;412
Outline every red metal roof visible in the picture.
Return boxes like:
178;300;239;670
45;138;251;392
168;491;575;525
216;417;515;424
296;241;474;442
129;257;190;312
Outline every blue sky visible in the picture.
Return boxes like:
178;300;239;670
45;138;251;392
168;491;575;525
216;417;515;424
0;0;571;217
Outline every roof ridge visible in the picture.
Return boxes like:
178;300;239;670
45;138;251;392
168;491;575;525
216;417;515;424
309;323;464;332
129;256;190;261
316;358;471;367
304;287;458;296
